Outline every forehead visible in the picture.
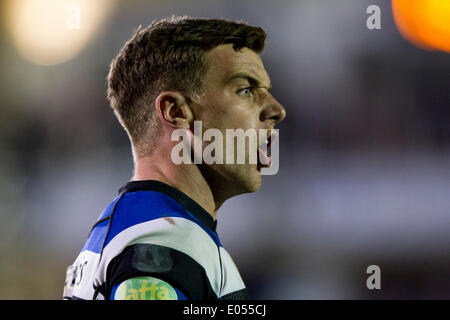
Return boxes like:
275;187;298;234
204;44;271;88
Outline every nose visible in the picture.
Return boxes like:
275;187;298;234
260;94;286;124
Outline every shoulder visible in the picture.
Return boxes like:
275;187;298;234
103;217;222;300
69;188;227;300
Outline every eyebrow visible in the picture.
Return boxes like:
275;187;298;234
225;72;272;91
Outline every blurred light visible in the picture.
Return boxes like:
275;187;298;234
392;0;450;53
5;0;116;66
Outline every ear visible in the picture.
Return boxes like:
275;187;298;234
155;92;194;130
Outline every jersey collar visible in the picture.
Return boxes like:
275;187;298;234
118;180;217;232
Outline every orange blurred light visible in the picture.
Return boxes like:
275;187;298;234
392;0;450;53
4;0;116;66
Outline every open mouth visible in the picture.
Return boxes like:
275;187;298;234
257;130;275;170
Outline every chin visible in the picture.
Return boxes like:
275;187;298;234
204;163;262;197
219;165;262;195
240;166;262;193
245;181;261;193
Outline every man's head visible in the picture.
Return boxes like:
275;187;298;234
107;16;267;156
107;16;285;198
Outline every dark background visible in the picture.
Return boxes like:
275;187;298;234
1;0;449;299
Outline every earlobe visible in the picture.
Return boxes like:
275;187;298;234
155;92;193;130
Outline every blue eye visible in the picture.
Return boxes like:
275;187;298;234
238;87;251;97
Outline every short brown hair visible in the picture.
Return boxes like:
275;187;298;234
106;16;266;157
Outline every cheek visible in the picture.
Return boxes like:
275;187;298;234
200;91;258;130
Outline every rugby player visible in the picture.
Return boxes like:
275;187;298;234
63;16;286;300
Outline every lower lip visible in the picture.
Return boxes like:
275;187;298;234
257;148;272;169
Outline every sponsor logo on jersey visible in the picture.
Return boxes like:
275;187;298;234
114;276;178;300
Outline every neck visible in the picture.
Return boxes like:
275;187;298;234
132;152;221;220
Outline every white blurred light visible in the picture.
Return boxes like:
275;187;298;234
5;0;116;66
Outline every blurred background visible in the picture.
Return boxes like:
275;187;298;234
1;0;449;299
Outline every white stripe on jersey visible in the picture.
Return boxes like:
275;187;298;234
95;216;245;298
219;247;246;297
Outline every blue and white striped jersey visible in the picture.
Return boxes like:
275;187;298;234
63;180;248;300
